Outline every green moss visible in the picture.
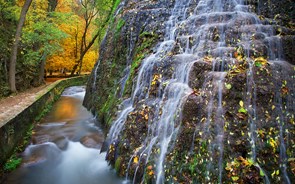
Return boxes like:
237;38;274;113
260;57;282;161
112;0;121;15
116;19;125;33
100;92;116;119
35;103;54;122
110;0;122;23
112;18;125;42
115;156;123;173
4;154;22;172
99;87;123;128
3;123;34;172
124;32;158;96
97;60;123;127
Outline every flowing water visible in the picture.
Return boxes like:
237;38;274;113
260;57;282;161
92;61;101;91
5;86;124;184
106;0;293;183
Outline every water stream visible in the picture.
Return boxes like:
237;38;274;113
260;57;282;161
5;86;124;184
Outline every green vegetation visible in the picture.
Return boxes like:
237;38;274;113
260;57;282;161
4;154;22;172
3;123;33;172
115;18;125;35
124;31;158;96
35;103;54;122
110;0;122;23
115;156;123;173
100;90;117;126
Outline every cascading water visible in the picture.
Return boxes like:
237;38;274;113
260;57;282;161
271;61;294;184
103;0;294;183
107;1;193;183
199;72;227;183
92;61;100;91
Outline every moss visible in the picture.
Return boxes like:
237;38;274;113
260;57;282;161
112;0;121;15
116;19;125;34
124;31;159;96
99;91;116;122
34;103;54;122
96;57;125;127
115;156;123;173
3;123;34;172
3;154;22;172
110;0;122;23
112;18;125;43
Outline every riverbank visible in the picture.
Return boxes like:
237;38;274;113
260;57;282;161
0;75;89;172
3;86;123;184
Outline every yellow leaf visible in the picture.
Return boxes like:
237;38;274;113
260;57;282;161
232;176;239;181
148;170;154;176
271;170;276;178
144;114;149;120
239;101;244;107
254;57;268;66
133;156;139;164
236;55;243;61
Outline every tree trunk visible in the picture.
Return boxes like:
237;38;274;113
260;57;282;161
9;0;33;92
4;59;8;83
48;0;58;12
70;0;116;77
78;58;83;75
70;64;79;76
38;53;47;85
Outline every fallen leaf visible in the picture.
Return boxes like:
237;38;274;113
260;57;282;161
133;156;139;164
239;100;244;107
232;176;239;181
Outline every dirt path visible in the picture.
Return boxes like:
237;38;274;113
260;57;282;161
0;81;57;128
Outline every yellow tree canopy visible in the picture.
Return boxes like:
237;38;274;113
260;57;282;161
46;0;98;74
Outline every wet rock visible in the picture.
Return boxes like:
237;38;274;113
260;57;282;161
80;134;104;149
84;0;295;183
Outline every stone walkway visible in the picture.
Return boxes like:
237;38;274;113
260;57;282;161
0;83;54;128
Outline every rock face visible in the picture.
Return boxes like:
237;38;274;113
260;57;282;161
84;0;294;183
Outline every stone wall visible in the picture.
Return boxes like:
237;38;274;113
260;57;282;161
0;75;88;166
83;0;173;127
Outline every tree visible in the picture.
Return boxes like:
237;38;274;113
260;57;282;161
20;0;68;85
0;0;18;93
70;0;116;76
9;0;32;92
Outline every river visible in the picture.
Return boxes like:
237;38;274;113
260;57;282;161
5;86;124;184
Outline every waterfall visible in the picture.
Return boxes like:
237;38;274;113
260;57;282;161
92;61;100;91
108;1;194;183
103;0;294;183
199;72;227;183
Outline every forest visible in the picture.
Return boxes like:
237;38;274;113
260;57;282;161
0;0;117;97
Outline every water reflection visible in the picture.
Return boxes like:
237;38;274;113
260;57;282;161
52;98;79;120
5;86;124;184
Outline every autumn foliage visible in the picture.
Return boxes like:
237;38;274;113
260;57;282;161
0;0;115;95
46;0;98;74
